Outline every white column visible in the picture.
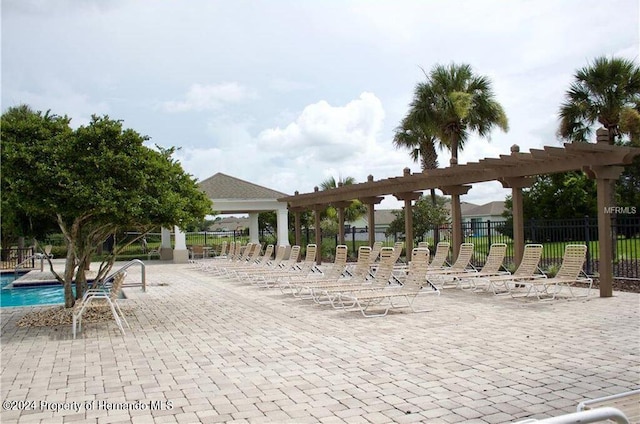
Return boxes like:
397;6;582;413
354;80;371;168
249;213;260;244
276;208;290;246
161;227;172;248
173;225;189;263
159;227;173;260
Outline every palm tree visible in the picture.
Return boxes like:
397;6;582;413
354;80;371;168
558;56;640;144
405;63;509;166
319;176;366;223
393;116;440;205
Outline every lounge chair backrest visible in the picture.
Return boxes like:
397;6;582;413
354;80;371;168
274;245;286;261
218;241;228;256
304;244;317;263
248;243;263;262
430;242;450;268
368;241;383;264
334;245;348;266
109;272;127;301
405;248;431;290
480;243;507;273
371;247;396;282
288;245;301;263
514;244;543;276
244;243;258;261
418;241;429;249
321;245;349;278
451;243;474;271
392;242;404;262
232;241;243;260
351;246;372;277
261;244;274;262
226;241;235;258
555;244;587;279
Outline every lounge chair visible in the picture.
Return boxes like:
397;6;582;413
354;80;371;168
226;244;275;280
509;244;593;300
72;272;130;339
426;243;475;288
471;244;545;294
215;241;228;258
250;245;317;287
429;241;451;269
578;389;640;424
454;243;509;289
312;246;399;305
287;245;370;298
190;245;206;260
339;247;440;317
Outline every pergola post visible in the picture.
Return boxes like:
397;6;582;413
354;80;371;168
293;208;302;247
333;201;352;245
393;189;421;256
359;196;384;247
440;185;471;261
499;168;535;267
589;165;624;297
313;205;322;265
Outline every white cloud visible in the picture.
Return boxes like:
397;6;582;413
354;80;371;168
258;92;385;162
161;82;255;113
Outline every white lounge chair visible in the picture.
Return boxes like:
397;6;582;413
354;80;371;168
509;244;593;300
72;272;130;339
339;247;440;317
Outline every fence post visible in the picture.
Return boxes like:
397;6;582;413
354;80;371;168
584;215;591;275
487;220;492;247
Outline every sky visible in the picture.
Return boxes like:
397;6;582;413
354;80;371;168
2;0;639;211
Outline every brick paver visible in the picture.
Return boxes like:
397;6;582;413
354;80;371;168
2;260;639;423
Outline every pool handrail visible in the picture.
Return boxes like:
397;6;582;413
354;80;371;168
101;259;146;292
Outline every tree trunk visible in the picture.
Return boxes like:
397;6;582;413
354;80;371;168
63;246;76;308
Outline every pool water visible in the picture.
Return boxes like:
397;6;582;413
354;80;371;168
1;273;69;308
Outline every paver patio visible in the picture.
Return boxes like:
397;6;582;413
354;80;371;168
1;261;639;423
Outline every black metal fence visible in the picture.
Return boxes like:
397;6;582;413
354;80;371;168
381;216;639;280
4;217;638;279
0;247;35;270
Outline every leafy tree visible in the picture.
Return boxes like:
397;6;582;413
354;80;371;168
386;195;449;242
405;63;508;166
1;105;68;258
498;172;598;238
1;106;212;307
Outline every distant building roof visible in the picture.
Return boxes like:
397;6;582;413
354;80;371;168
198;172;289;200
465;201;506;217
210;216;250;231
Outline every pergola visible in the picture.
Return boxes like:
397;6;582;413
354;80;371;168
280;129;640;297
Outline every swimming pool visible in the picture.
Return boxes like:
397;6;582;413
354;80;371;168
1;273;68;307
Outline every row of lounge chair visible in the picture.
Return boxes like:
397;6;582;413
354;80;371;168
192;239;594;317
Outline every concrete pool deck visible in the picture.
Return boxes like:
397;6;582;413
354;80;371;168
1;260;639;423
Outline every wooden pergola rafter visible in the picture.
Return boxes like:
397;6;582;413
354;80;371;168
280;130;640;297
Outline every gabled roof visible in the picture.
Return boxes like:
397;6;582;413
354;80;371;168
198;173;289;200
465;200;506;217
